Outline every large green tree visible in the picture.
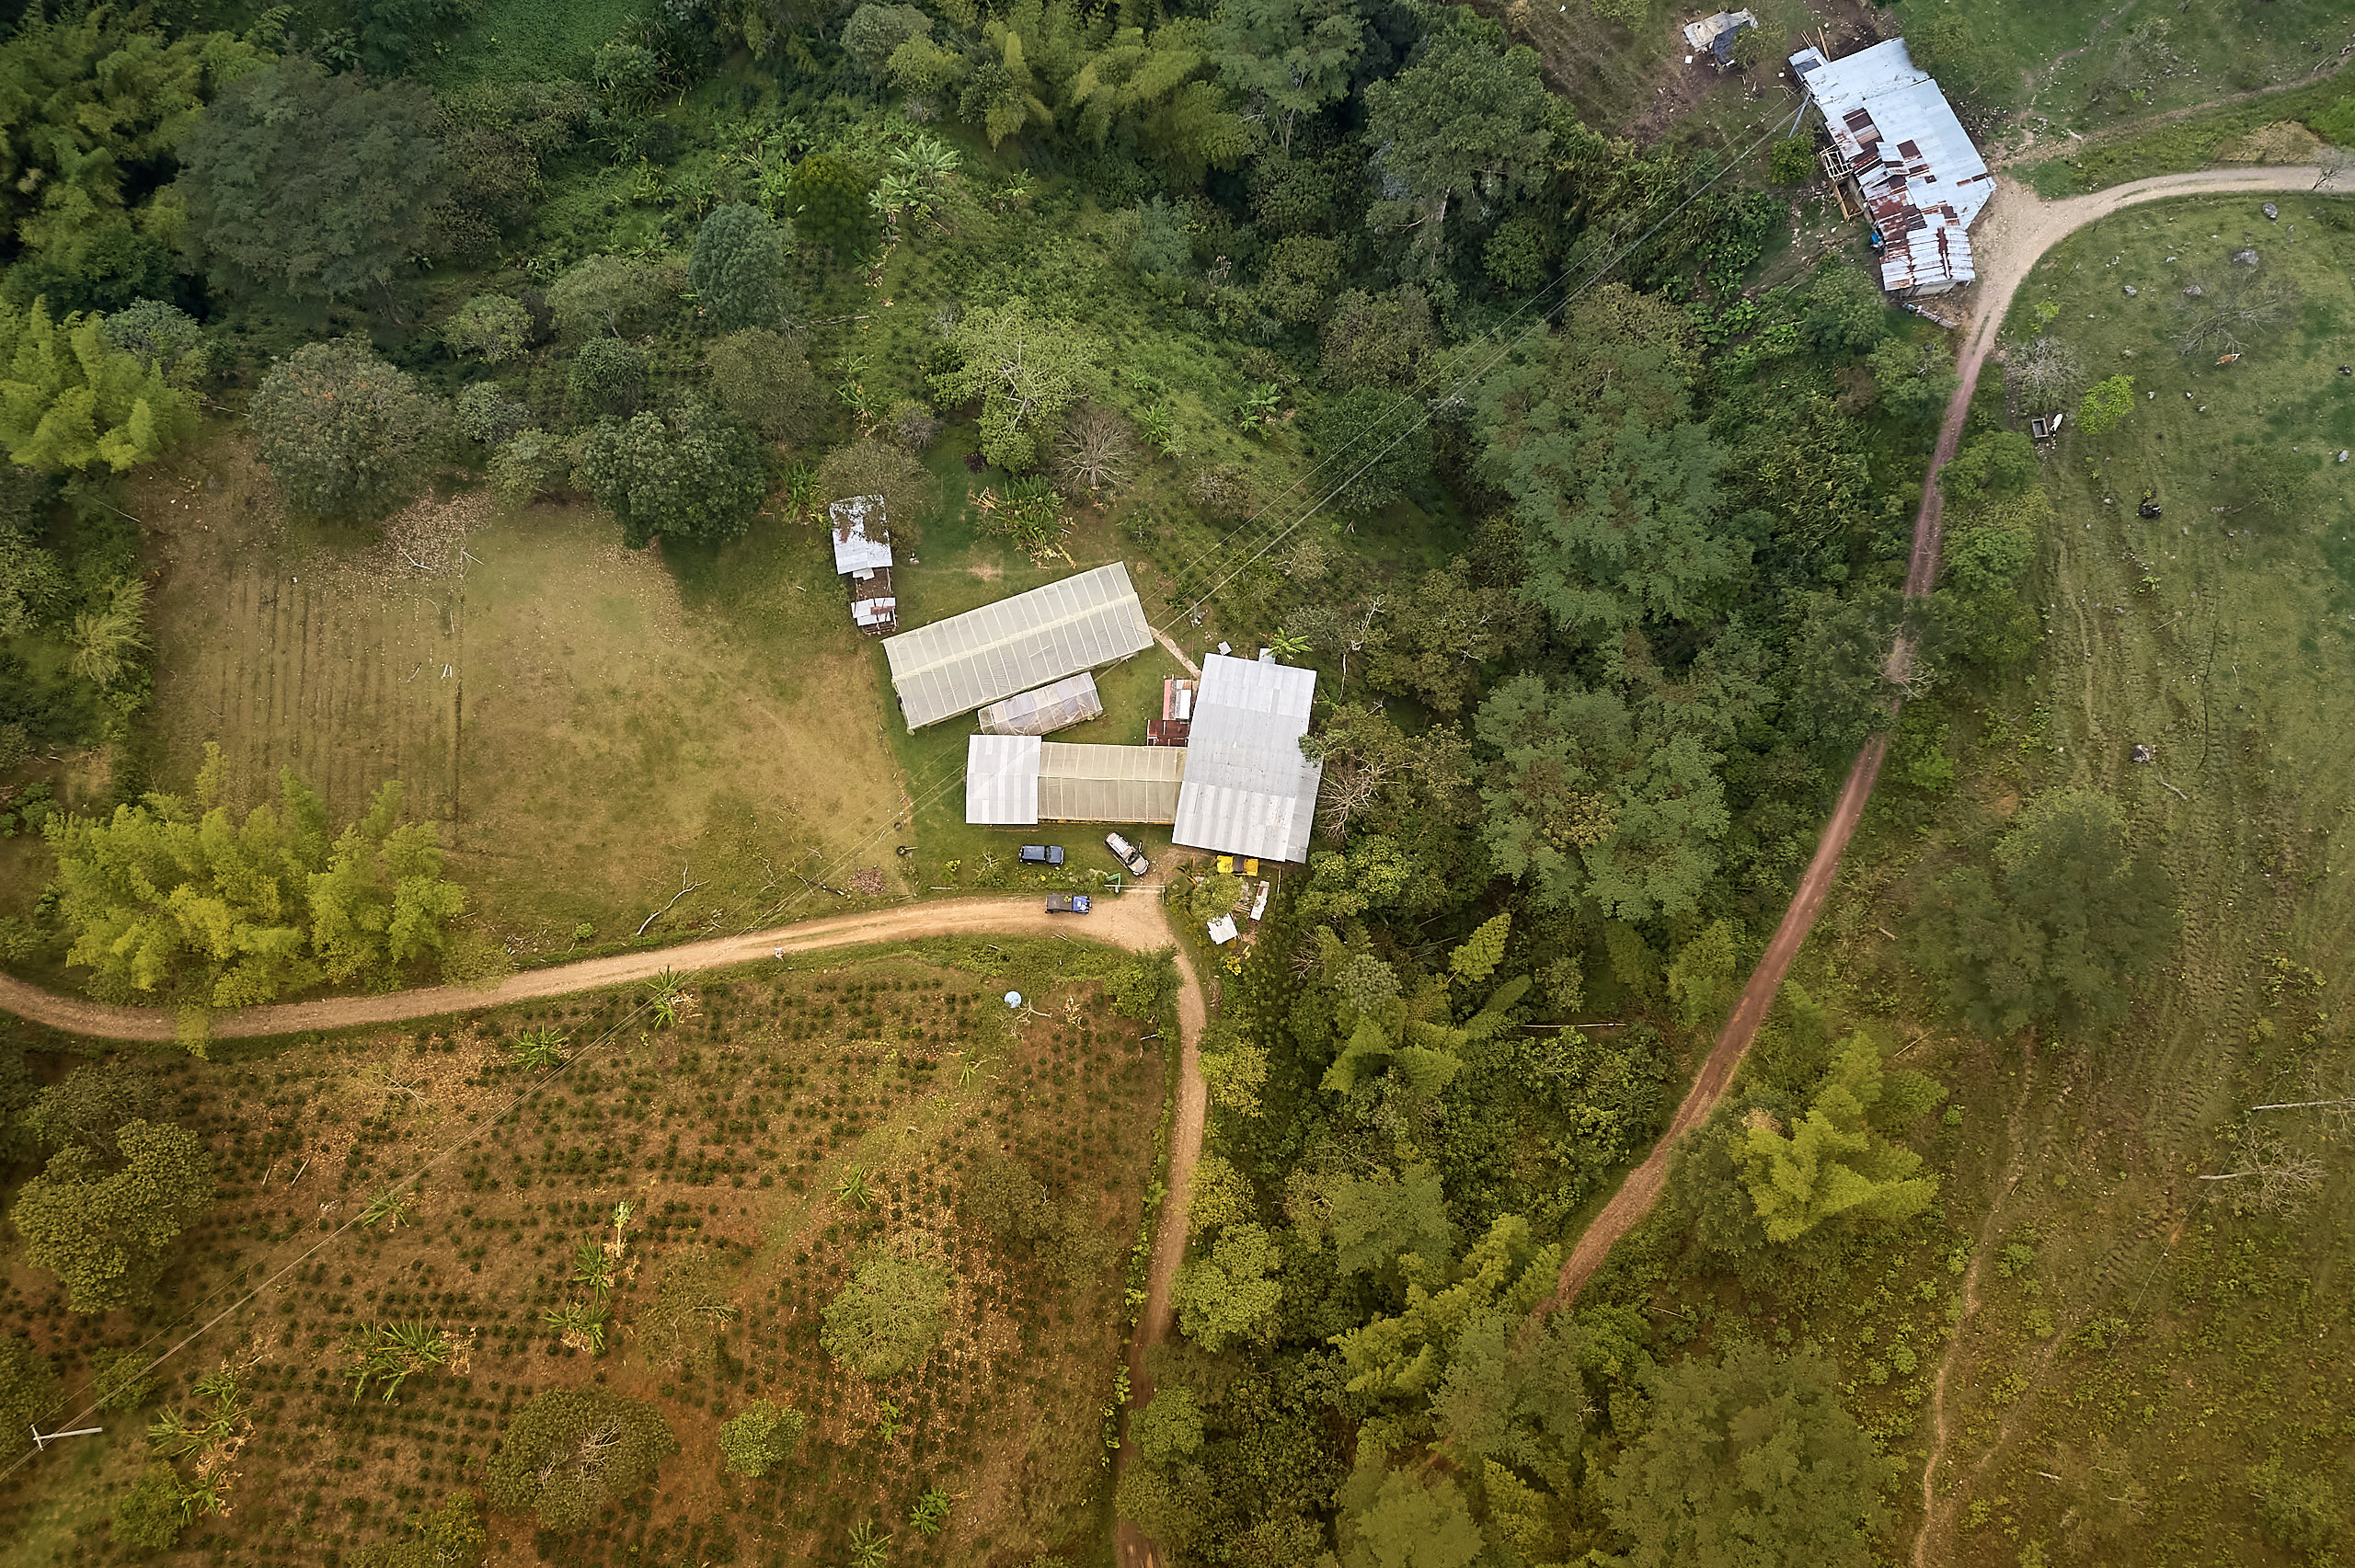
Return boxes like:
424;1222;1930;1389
931;297;1101;471
706;328;828;447
1910;788;2176;1036
1361;25;1554;257
485;1390;676;1530
174;55;447;302
569;398;768;549
0;14;265;314
688;202;797;331
1477;285;1741;645
13;1118;213;1312
821;1236;950;1378
44;744;468;1011
1174;1221;1282;1351
1729;1032;1938;1242
1607;1342;1888;1568
1474;674;1729;921
247;338;444;519
1211;0;1365;153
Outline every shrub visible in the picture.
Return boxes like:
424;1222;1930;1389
1301;384;1430;514
0;1337;59;1456
485;1389;675;1530
706;328;828;446
843;4;932;82
444;293;533;362
488;429;567;508
98;300;208;386
547;254;668;339
111;1461;189;1550
1320;287;1438;390
718;1399;807;1477
1769;136;1818;185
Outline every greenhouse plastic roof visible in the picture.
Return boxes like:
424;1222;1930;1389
1037;743;1187;824
965;734;1040;826
884;563;1154;729
1171;655;1323;863
977;672;1105;737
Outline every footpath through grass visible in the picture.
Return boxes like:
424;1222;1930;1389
0;943;1167;1568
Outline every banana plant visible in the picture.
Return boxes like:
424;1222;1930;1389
511;1025;569;1069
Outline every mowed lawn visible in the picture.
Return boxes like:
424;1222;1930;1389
135;438;915;959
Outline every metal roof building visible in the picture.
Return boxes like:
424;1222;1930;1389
977;672;1105;737
884;563;1155;730
965;734;1041;826
1791;40;1993;297
1170;654;1323;864
1039;742;1186;824
828;495;898;635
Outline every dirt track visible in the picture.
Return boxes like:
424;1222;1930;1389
0;891;1212;1561
1541;163;2341;1312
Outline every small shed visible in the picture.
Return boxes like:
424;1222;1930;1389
2028;412;2065;441
1681;9;1756;64
828;495;897;636
977;672;1105;737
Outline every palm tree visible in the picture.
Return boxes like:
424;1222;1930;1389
571;1242;615;1299
847;1521;890;1568
510;1025;569;1068
833;1164;870;1209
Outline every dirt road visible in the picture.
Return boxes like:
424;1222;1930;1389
1540;162;2340;1311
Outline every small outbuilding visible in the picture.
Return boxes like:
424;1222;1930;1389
1682;9;1756;64
828;495;898;635
977;672;1105;736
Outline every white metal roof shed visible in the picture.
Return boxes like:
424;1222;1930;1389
1038;743;1187;824
828;495;895;574
978;672;1106;737
884;563;1155;730
1171;654;1323;864
965;734;1041;826
1791;39;1993;296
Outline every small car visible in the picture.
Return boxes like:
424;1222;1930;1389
1019;844;1065;866
1045;893;1091;913
1104;832;1151;876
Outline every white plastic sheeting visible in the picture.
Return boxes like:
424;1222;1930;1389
1170;654;1323;864
884;563;1154;729
977;671;1106;736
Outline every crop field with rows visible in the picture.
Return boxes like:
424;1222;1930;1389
0;944;1169;1567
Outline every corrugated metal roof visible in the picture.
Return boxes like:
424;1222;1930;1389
1038;743;1186;824
977;672;1105;737
884;563;1155;730
965;734;1040;826
828;496;894;574
1791;38;1992;295
1171;654;1323;863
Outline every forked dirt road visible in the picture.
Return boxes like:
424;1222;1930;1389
0;892;1211;1564
1541;163;2340;1313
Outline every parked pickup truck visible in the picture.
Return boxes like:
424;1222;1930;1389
1104;832;1151;876
1045;893;1091;914
1019;844;1064;865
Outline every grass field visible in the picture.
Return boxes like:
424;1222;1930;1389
0;939;1167;1567
1600;194;2355;1564
131;433;916;967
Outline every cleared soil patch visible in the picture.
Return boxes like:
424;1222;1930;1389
0;947;1166;1567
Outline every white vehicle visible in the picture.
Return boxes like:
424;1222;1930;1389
1104;832;1151;876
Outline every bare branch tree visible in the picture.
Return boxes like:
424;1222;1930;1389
2199;1128;2325;1217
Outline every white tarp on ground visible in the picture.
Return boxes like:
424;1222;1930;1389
884;563;1155;729
977;672;1106;736
965;734;1041;826
1171;654;1323;864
